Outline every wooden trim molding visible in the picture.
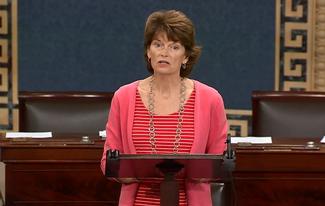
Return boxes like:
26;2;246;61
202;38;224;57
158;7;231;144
0;0;18;131
313;0;325;90
226;109;252;137
275;0;314;91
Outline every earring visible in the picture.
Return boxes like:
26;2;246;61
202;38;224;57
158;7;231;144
181;63;186;70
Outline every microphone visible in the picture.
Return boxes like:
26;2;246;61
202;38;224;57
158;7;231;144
226;134;234;159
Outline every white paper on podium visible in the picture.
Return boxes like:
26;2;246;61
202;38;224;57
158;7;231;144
231;136;272;144
320;136;325;143
5;132;52;138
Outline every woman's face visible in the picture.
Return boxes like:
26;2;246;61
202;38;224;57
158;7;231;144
147;32;188;77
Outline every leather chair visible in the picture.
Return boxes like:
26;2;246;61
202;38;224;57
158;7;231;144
252;91;325;138
19;91;114;135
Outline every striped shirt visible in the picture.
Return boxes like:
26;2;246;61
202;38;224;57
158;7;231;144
132;89;195;206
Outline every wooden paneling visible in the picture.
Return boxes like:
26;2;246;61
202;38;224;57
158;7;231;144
234;137;325;206
0;136;121;206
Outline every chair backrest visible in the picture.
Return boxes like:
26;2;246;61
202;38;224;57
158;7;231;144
252;91;325;138
19;91;114;135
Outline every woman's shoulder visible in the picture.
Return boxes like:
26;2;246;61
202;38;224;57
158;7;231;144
111;80;139;102
194;80;223;99
115;81;139;95
194;81;225;110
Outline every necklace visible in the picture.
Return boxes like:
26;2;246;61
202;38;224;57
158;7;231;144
148;76;186;154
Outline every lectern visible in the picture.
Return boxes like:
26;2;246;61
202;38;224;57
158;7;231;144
105;150;224;206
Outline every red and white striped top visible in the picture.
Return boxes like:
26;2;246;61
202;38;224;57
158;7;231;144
132;89;195;206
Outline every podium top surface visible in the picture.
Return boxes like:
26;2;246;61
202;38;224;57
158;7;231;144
106;153;225;180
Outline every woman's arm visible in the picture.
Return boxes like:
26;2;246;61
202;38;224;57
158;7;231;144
206;92;228;154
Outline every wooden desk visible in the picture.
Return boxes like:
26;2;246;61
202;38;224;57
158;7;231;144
4;135;323;206
233;137;325;206
0;135;120;206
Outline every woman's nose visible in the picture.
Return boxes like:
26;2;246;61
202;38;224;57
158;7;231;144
160;47;169;56
160;52;168;57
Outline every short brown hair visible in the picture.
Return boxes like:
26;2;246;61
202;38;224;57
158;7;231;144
144;10;201;77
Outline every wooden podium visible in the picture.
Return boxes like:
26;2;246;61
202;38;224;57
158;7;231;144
105;150;224;206
233;137;325;206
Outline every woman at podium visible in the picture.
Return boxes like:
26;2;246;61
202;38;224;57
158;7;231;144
101;9;228;206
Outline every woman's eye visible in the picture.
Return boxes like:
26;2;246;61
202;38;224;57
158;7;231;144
153;42;162;48
171;45;180;50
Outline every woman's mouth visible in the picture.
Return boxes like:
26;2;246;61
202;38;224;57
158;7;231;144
158;60;170;65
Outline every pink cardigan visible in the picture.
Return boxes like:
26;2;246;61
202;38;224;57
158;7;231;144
101;80;228;206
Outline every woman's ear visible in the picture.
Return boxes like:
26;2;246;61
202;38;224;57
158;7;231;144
147;47;151;60
183;57;189;64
